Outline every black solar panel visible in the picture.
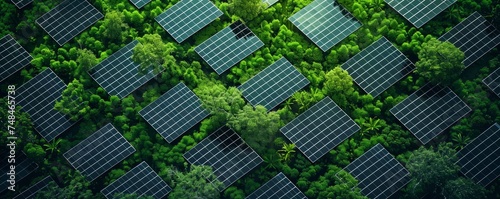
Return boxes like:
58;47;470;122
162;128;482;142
343;144;410;199
13;176;54;199
16;68;76;141
183;126;263;190
281;97;360;163
238;57;310;111
341;37;415;97
1;152;38;192
288;0;362;52
139;83;209;143
385;0;456;28
246;172;307;199
483;67;500;98
101;161;172;199
439;12;500;67
457;123;500;186
263;0;279;7
0;35;32;82
390;84;471;144
36;0;103;46
63;123;136;181
155;0;223;43
10;0;33;9
88;40;159;99
195;21;264;75
129;0;151;9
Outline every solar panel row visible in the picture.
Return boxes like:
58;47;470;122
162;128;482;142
0;34;32;82
483;67;500;98
13;176;55;199
129;0;151;9
385;0;456;28
1;152;38;192
10;0;33;9
246;172;307;199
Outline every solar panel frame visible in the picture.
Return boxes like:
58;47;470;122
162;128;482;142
195;20;264;75
439;12;500;68
280;97;360;163
101;161;172;199
341;37;415;97
139;82;210;143
183;126;263;191
36;0;104;46
129;0;151;9
288;0;362;52
1;151;38;193
483;67;500;98
263;0;279;7
456;123;500;186
13;176;55;199
0;35;33;82
238;57;310;111
390;84;472;144
246;172;307;199
385;0;457;28
155;0;223;43
11;0;33;9
63;123;136;181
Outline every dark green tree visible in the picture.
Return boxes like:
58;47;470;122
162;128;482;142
132;34;176;75
54;79;90;121
229;0;266;21
194;82;245;125
165;165;224;199
442;177;487;199
102;11;128;41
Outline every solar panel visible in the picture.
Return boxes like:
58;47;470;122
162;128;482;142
390;84;471;144
0;35;32;82
195;20;264;75
129;0;151;9
36;0;103;46
288;0;362;52
483;67;500;98
246;172;307;199
238;57;310;111
457;123;500;186
342;144;410;199
280;97;360;163
155;0;223;43
16;68;76;141
10;0;32;9
341;37;415;97
183;126;263;190
101;161;172;199
263;0;279;7
88;40;159;99
1;151;38;192
63;123;136;181
385;0;456;28
13;176;55;199
439;12;500;67
139;83;209;143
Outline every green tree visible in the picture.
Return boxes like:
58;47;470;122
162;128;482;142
451;133;470;150
76;49;98;73
360;118;383;136
132;34;176;75
102;11;128;41
442;177;487;199
112;193;154;199
278;143;296;162
54;79;90;121
37;172;95;199
194;82;245;124
323;67;355;107
165;165;223;199
43;139;62;154
415;38;465;85
229;0;266;21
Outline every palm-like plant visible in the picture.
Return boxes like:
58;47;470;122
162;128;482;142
278;143;296;162
263;154;281;169
44;139;62;154
361;118;382;136
451;133;470;150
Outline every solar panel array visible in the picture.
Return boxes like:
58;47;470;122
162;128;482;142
281;97;360;163
263;0;279;7
343;144;410;199
129;0;151;9
439;12;500;67
155;0;223;43
238;57;310;111
139;83;209;143
246;172;307;199
0;35;32;82
385;0;456;28
101;161;171;199
195;21;264;75
1;152;38;192
11;0;33;9
483;67;500;98
16;68;76;141
341;37;415;97
63;123;136;181
390;84;471;144
13;176;54;199
36;0;103;46
184;126;263;190
457;123;500;186
89;40;158;99
288;0;362;52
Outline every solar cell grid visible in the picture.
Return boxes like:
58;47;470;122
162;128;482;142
156;0;223;43
0;35;33;82
246;172;307;199
483;67;500;98
195;21;264;74
139;83;209;143
238;57;310;111
288;0;362;52
101;161;171;199
183;126;263;190
342;37;415;97
281;97;360;163
457;123;500;186
1;152;38;192
11;0;32;9
439;12;500;67
385;0;456;28
390;84;471;144
263;0;279;7
13;176;54;199
36;0;103;46
63;123;136;181
129;0;151;9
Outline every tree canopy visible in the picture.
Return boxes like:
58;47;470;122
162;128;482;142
132;34;176;75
